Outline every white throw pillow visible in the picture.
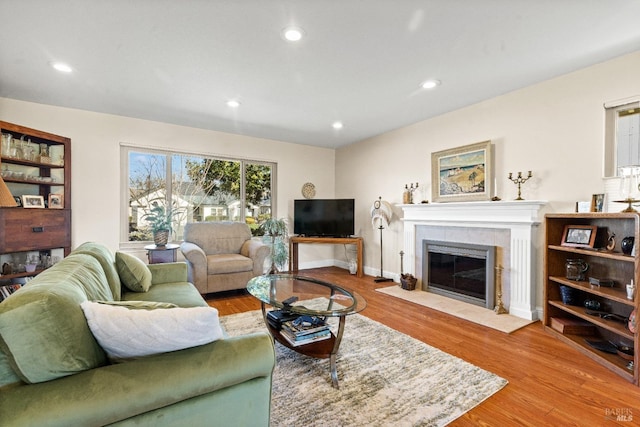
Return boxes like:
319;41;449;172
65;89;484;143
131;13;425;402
80;301;224;360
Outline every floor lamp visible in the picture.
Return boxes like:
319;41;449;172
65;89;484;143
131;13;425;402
371;197;392;283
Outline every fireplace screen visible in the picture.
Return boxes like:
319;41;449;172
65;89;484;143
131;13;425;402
423;240;495;309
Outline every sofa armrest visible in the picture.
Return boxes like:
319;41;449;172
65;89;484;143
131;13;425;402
241;239;270;276
180;242;208;293
0;332;275;427
147;262;188;285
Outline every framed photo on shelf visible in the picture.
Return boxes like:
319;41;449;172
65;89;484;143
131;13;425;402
431;140;492;203
48;193;63;209
21;195;45;209
561;225;597;248
591;193;605;212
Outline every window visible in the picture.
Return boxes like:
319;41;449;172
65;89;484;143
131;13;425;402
604;96;640;177
122;146;275;243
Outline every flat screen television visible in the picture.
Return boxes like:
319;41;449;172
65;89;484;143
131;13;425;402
294;199;355;237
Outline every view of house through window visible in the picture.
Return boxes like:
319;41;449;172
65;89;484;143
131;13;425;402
125;147;274;242
616;107;640;169
604;97;640;177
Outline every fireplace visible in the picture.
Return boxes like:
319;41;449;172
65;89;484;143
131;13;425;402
401;201;546;320
423;240;495;309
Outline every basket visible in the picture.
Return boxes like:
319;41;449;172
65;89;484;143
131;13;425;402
400;274;417;291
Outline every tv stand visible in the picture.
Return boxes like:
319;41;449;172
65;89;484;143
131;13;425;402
289;236;363;277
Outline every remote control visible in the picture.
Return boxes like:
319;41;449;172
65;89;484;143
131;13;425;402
282;296;298;305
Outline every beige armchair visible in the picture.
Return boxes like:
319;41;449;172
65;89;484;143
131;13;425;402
180;221;270;294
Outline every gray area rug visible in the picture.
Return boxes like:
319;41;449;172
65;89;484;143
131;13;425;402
220;309;507;426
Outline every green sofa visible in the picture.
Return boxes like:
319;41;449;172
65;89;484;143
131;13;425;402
0;242;275;427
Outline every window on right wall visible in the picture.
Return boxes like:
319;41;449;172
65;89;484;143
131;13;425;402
604;96;640;177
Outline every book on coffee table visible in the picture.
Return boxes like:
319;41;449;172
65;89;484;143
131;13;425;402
267;310;300;330
280;328;331;347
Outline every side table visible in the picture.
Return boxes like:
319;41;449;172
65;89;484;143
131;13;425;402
289;236;363;277
144;243;180;264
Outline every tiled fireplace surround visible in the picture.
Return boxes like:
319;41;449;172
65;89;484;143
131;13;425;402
401;201;547;320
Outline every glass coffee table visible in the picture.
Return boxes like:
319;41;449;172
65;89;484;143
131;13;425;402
246;274;366;388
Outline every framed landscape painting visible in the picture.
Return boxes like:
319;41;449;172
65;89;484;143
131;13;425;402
431;140;493;203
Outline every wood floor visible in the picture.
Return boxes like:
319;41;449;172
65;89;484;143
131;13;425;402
206;267;640;426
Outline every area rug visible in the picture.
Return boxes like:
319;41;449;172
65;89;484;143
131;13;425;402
220;309;508;426
376;286;535;334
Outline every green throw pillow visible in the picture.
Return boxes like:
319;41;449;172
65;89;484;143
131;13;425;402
115;252;152;292
95;300;178;310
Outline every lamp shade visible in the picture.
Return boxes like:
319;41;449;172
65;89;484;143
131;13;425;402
0;175;17;207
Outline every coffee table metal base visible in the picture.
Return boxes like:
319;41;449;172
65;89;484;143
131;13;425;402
260;303;346;388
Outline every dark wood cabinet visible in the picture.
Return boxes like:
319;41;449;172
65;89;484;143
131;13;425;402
0;121;71;283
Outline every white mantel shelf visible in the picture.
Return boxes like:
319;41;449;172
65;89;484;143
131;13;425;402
400;200;547;224
400;200;548;321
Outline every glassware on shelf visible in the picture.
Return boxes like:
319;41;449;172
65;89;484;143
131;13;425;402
1;133;12;156
39;143;51;163
565;259;589;281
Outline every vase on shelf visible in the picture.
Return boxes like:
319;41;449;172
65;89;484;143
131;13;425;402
621;236;635;255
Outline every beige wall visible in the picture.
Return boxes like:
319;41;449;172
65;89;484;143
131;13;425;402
2;50;639;296
0;98;335;254
336;50;640;305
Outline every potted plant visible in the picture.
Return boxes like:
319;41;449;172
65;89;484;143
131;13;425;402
142;203;176;246
260;217;288;274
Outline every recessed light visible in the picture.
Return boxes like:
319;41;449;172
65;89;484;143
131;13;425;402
282;26;304;42
421;79;441;89
332;121;344;130
226;100;241;108
51;62;73;73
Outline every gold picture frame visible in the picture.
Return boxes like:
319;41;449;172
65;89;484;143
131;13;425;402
591;193;605;212
48;193;63;209
431;140;492;203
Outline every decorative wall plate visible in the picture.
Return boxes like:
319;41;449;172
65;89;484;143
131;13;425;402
301;182;316;199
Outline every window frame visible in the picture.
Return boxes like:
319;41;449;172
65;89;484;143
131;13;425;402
120;144;277;245
604;95;640;177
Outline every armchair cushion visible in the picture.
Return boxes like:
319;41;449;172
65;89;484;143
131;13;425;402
184;222;251;255
207;254;253;274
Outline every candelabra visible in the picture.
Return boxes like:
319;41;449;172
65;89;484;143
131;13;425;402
402;182;419;204
508;171;532;200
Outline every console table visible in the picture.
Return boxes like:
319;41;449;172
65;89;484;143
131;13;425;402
289;236;363;277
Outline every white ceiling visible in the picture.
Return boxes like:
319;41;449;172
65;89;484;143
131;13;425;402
2;1;640;149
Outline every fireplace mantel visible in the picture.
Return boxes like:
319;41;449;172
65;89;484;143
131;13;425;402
401;201;547;320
